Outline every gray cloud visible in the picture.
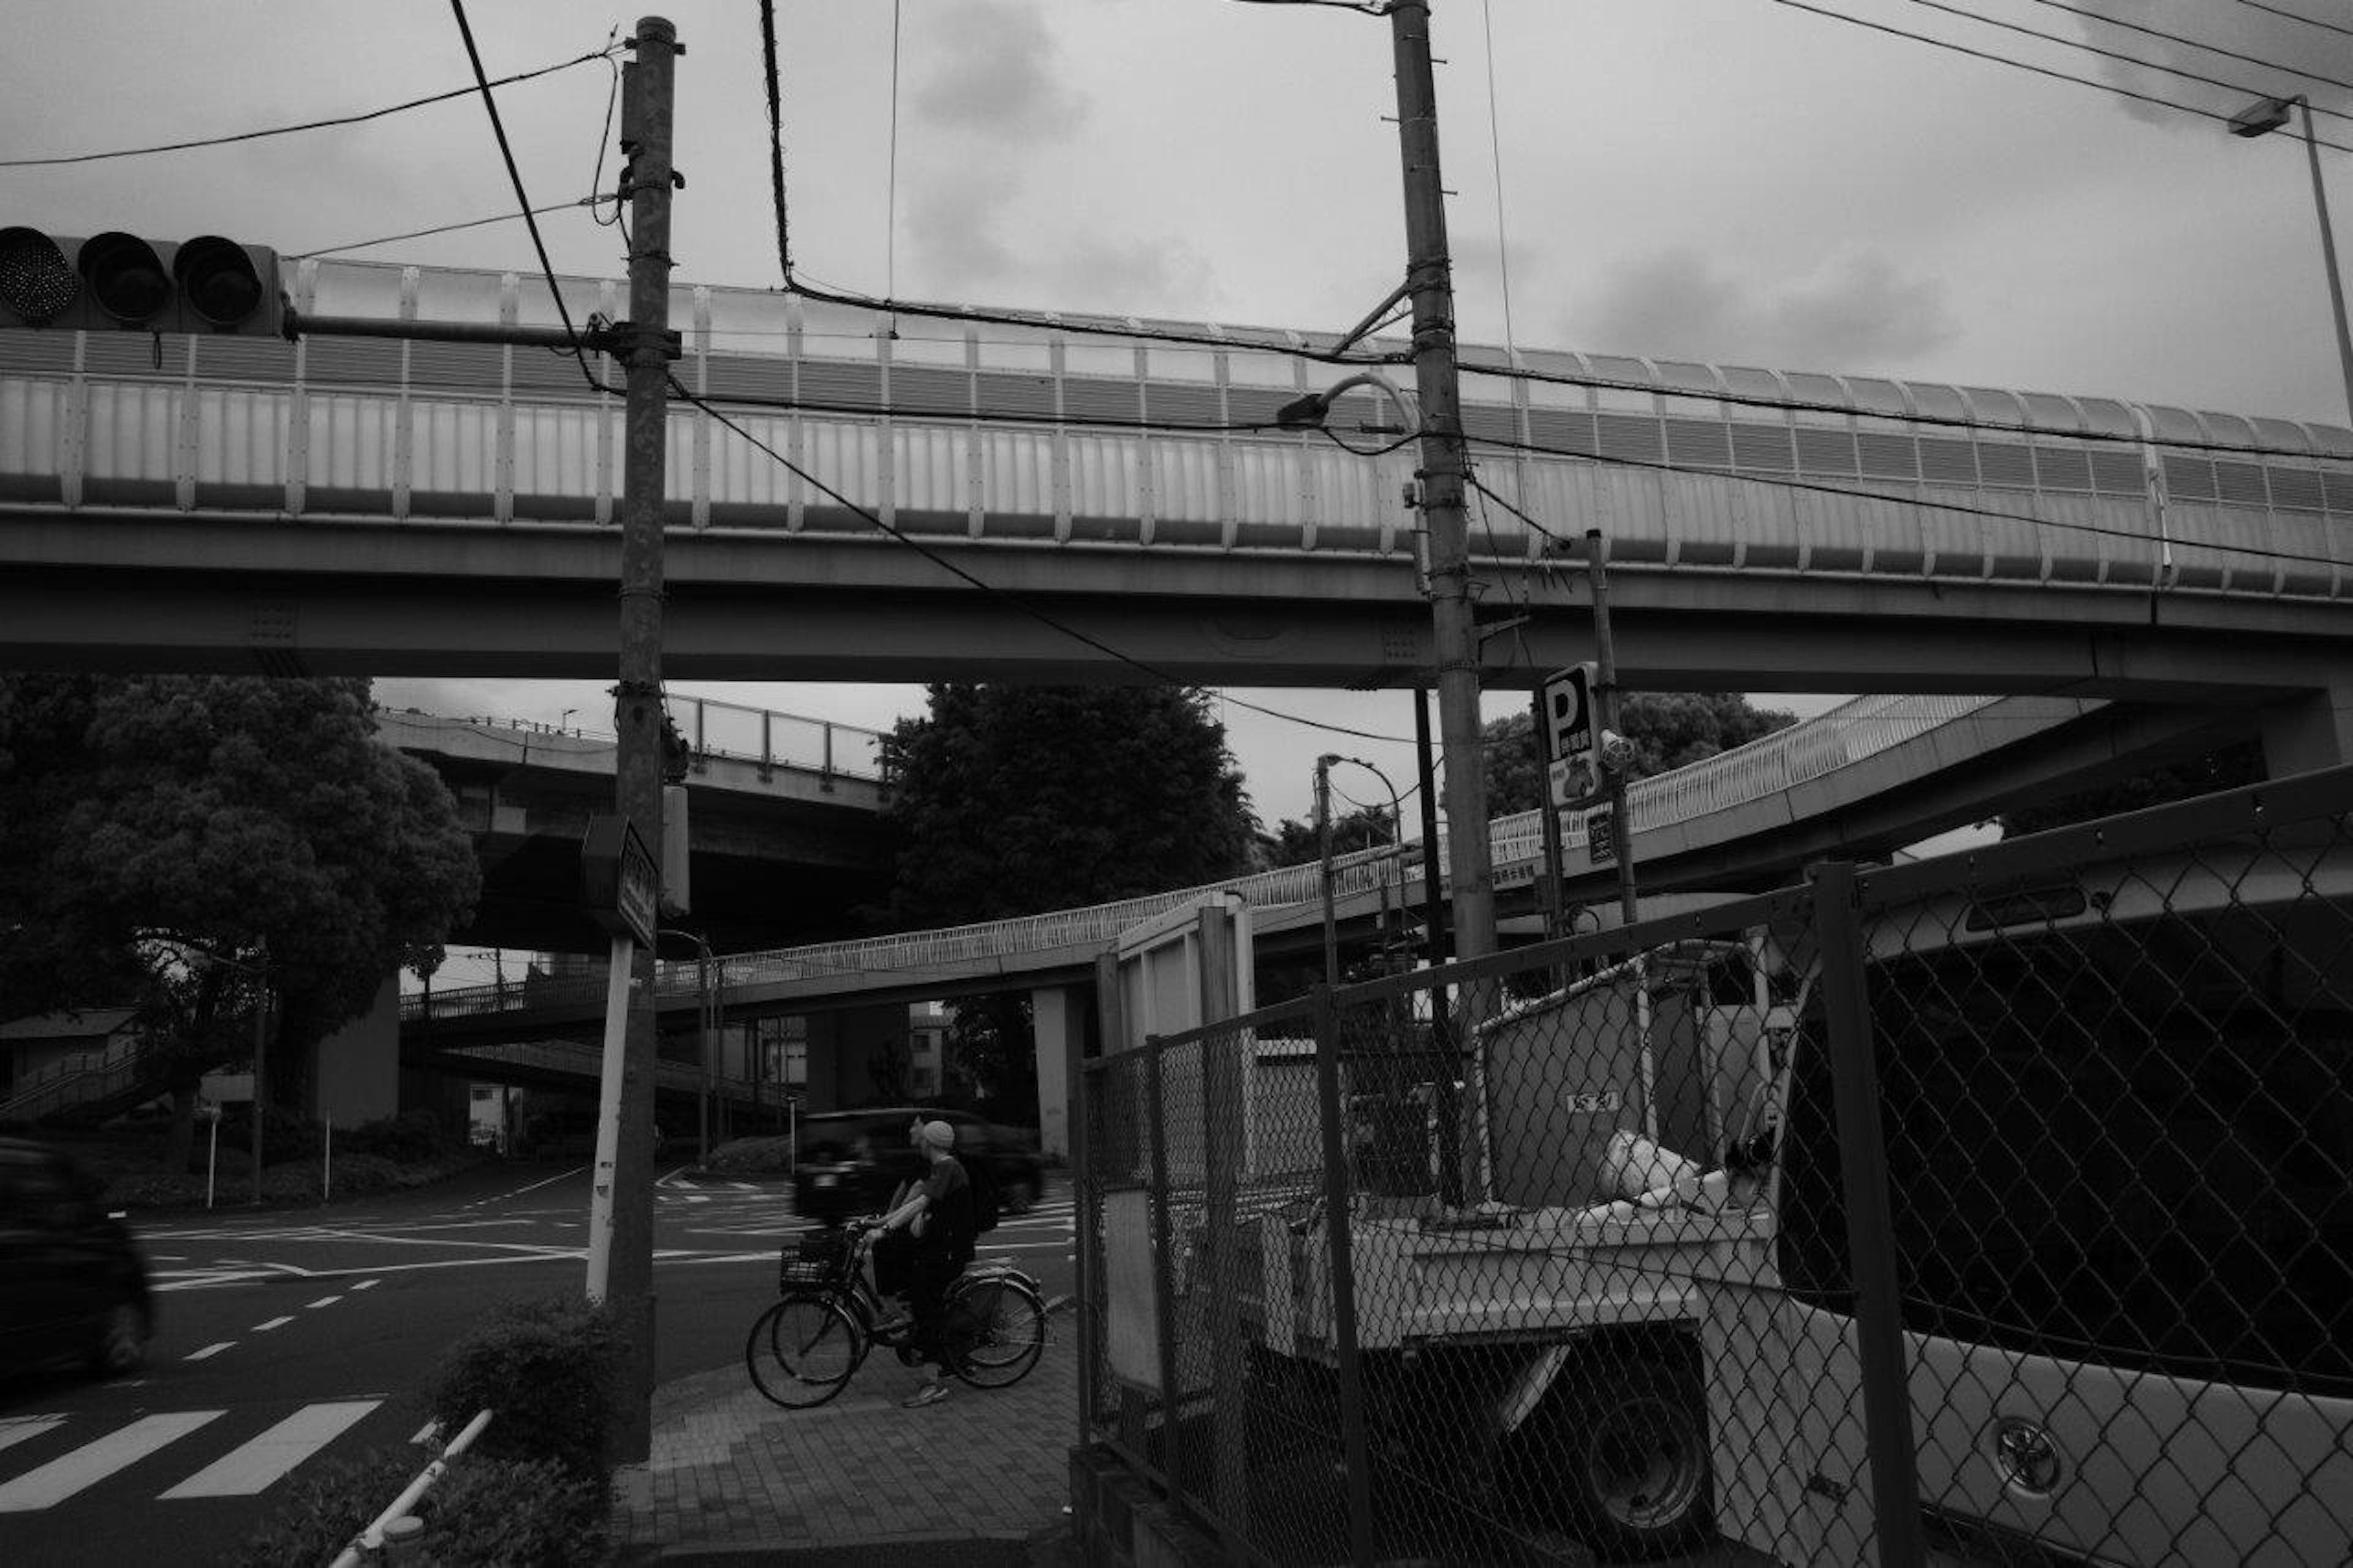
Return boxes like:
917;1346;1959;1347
2064;0;2353;126
911;0;1088;142
1569;248;1957;374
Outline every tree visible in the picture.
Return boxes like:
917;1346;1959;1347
1481;692;1800;814
1256;805;1396;870
881;684;1256;1108
0;675;482;1170
882;684;1257;928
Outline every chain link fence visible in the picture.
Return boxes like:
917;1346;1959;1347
1077;766;2353;1566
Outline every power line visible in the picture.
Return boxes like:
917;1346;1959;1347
2025;0;2353;97
1759;0;2353;154
289;197;608;261
2237;0;2353;46
1462;426;2352;574
1897;0;2353;124
0;44;620;169
447;0;606;395
670;375;1411;746
1449;357;2346;461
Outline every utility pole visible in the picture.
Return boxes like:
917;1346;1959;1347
602;14;681;1465
1389;2;1498;982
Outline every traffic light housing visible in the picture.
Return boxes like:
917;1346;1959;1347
0;227;287;336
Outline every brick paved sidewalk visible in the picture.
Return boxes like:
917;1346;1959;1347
614;1312;1080;1566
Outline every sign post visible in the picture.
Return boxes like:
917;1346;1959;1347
581;814;659;1303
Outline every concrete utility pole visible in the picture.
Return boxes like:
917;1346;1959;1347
1389;2;1498;974
604;14;681;1464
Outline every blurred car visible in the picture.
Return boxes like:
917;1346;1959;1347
0;1137;153;1381
791;1106;1044;1225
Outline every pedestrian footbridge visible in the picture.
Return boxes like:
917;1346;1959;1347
406;686;2195;1042
3;259;2351;708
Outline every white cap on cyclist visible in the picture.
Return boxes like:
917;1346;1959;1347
919;1119;956;1151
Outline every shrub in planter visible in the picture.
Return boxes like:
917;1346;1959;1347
415;1454;611;1566
428;1297;623;1486
223;1444;420;1568
343;1108;448;1164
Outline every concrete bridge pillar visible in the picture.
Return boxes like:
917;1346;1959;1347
1031;985;1082;1161
2260;678;2353;778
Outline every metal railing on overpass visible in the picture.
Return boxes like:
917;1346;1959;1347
402;692;2005;1025
6;258;2351;606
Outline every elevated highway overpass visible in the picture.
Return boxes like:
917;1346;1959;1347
3;258;2351;771
382;699;891;950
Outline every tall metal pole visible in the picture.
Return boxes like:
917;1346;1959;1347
2294;97;2353;425
1585;531;1639;927
603;15;680;1465
1317;754;1341;988
1389;2;1497;980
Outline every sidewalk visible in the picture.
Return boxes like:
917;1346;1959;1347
613;1312;1082;1567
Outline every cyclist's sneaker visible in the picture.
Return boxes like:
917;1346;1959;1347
902;1382;950;1409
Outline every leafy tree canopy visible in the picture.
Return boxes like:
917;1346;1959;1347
0;675;481;1142
1482;692;1800;814
881;684;1257;930
1257;805;1398;869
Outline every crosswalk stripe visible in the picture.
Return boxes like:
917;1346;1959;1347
0;1411;223;1512
158;1401;381;1499
0;1417;65;1455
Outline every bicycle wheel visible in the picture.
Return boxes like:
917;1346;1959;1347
746;1295;863;1408
949;1278;1046;1388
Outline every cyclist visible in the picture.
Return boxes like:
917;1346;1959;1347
868;1118;976;1407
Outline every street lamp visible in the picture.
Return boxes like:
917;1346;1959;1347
2231;93;2353;424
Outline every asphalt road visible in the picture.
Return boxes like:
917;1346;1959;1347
0;1161;1075;1566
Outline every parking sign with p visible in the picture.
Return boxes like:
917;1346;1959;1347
1544;662;1602;808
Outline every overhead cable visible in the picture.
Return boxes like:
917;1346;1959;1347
1760;0;2353;153
1898;0;2353;122
0;43;620;169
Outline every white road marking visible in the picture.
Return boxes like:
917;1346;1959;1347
409;1418;442;1447
252;1316;295;1333
0;1411;223;1512
184;1343;233;1362
0;1416;66;1455
306;1296;341;1309
159;1400;381;1499
350;1278;379;1291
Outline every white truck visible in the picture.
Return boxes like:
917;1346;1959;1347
1229;850;2353;1567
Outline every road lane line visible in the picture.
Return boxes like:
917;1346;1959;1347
159;1401;381;1499
306;1296;342;1309
350;1278;379;1291
252;1316;295;1332
184;1343;233;1362
0;1416;66;1454
0;1412;223;1512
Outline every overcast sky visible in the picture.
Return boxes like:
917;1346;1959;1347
10;0;2351;854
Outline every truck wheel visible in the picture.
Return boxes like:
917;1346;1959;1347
1523;1354;1710;1561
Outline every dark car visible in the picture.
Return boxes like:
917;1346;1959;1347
791;1107;1044;1226
0;1137;153;1381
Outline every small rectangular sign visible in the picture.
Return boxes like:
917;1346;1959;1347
581;814;659;947
1586;806;1616;866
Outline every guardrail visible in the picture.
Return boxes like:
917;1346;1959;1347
402;692;2012;1027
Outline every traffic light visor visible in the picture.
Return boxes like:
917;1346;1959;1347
174;235;268;327
0;227;79;325
80;231;171;325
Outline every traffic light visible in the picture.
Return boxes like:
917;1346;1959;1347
0;226;286;336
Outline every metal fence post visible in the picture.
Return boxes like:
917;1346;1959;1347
1810;859;1928;1568
1313;983;1374;1568
1144;1036;1182;1483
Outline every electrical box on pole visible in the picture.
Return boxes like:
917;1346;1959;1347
1543;661;1604;809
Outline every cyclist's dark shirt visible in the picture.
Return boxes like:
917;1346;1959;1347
920;1156;974;1264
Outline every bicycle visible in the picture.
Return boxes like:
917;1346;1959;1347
745;1215;1049;1409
